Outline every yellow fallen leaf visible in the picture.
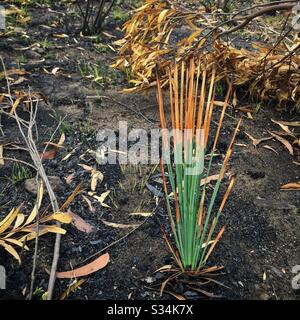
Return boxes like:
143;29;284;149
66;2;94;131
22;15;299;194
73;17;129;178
91;170;104;192
155;265;173;273
263;145;278;154
81;195;95;213
19;225;67;242
0;206;21;234
89;190;110;208
271;119;294;136
45;133;65;149
62;148;77;161
263;271;267;281
14;214;25;228
245;132;272;147
0;240;21;264
60;184;81;211
10;98;20;114
47;212;73;224
101;31;116;38
52;33;69;38
293;138;300;146
78;164;93;172
24;181;43;226
270;132;294;155
271;119;300;127
3;238;28;250
247;112;253;120
129;212;152;217
0;144;4;166
51;67;60;75
56;133;65;147
102;220;139;229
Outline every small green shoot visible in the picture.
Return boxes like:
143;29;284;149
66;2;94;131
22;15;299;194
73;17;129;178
11;163;32;184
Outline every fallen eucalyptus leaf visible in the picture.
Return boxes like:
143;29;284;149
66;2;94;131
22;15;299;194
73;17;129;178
271;119;294;136
270;132;293;155
91;170;104;192
245;132;272;147
102;220;139;229
129;212;152;217
263;145;278;154
68;210;97;233
56;253;110;278
89;190;110;208
0;145;4;166
280;182;300;190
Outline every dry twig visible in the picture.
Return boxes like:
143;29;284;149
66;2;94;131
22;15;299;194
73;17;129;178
0;57;61;300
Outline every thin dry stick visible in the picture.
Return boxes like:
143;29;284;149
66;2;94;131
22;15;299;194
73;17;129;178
1;105;61;299
0;58;61;300
0;157;37;170
185;1;297;57
219;2;296;36
29;175;42;300
14;102;60;300
0;114;4;136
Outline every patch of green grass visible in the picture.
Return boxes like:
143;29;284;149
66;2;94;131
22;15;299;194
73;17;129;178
119;164;158;192
263;14;284;27
4;0;53;30
77;63;89;78
124;0;143;8
11;163;32;184
77;61;119;86
11;0;53;6
200;0;236;12
33;287;47;300
5;4;30;28
111;7;130;23
79;119;94;136
67;7;81;19
39;38;54;49
77;118;95;142
59;120;72;135
51;111;73;135
17;55;28;68
90;35;103;44
216;82;224;97
255;102;262;113
95;43;109;54
76;101;96;142
120;68;134;86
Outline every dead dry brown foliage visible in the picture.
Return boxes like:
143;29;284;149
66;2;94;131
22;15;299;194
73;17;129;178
113;0;300;108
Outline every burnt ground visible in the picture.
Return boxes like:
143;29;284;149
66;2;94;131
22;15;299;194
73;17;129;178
0;1;300;300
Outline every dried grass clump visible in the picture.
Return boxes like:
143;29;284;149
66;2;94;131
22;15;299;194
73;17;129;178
113;0;300;108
